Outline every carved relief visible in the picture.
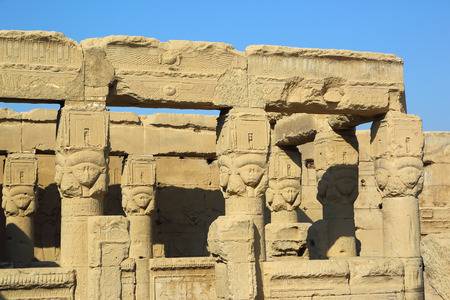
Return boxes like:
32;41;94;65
55;150;107;199
218;153;268;199
217;109;270;200
121;155;156;216
55;108;109;200
266;148;302;212
2;153;37;217
375;157;424;198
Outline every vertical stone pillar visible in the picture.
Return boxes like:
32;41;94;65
87;216;130;300
2;153;37;264
371;111;424;258
208;108;270;299
314;121;359;258
265;146;310;259
371;112;425;299
121;155;156;300
55;105;109;298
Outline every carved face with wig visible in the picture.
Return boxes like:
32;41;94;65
316;165;358;205
122;186;155;216
218;153;267;198
266;179;301;212
55;150;107;198
374;157;423;197
2;185;36;217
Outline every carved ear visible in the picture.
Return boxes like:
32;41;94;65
254;174;268;198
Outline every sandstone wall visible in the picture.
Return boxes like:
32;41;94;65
0;109;448;263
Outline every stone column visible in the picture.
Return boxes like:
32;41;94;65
371;111;424;258
121;155;156;300
208;108;270;299
55;105;109;299
2;153;37;264
314;122;359;258
265;146;310;259
371;112;425;300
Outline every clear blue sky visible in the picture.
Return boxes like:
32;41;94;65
1;0;449;130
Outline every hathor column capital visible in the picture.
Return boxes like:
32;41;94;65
2;152;38;264
371;111;424;258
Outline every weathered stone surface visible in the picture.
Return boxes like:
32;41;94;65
0;30;84;101
273;113;317;146
0;30;404;115
421;233;450;300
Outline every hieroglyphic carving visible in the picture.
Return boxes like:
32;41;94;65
0;31;83;101
121;155;156;216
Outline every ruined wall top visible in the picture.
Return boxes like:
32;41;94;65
0;30;404;116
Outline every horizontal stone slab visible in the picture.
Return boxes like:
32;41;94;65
0;30;404;115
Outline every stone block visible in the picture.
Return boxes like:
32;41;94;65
22;122;56;152
421;233;450;300
265;222;310;258
110;124;144;154
149;257;216;300
207;215;256;263
423;132;450;164
156;127;216;156
87;216;130;267
143;113;216;130
348;257;404;294
156;157;219;189
371;112;423;159
0;123;21;152
355;228;383;257
0;30;84;101
246;45;402;114
263;260;350;298
273;113;317;146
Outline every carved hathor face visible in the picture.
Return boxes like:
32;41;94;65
2;185;36;216
56;150;107;198
266;179;301;212
218;153;267;198
316;165;358;205
122;186;155;216
374;157;423;197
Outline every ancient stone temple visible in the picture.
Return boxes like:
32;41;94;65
0;30;449;299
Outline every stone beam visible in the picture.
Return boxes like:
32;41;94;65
0;109;216;157
0;31;404;115
273;113;318;146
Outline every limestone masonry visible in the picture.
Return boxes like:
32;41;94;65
0;30;449;299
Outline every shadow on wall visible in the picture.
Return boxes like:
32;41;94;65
34;184;61;262
154;187;224;257
102;183;225;258
0;184;6;261
307;164;360;259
